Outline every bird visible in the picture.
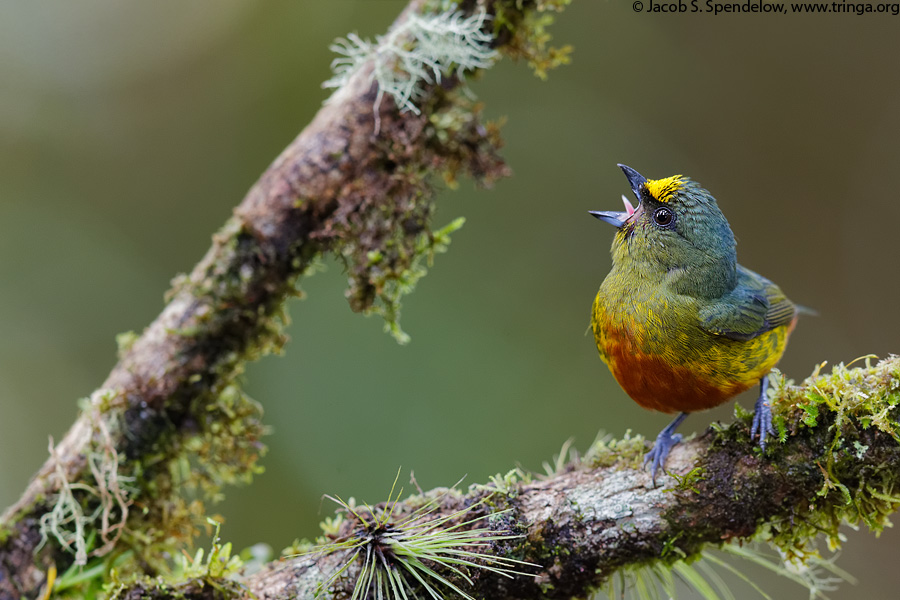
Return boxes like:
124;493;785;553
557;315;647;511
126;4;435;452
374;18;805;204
589;164;801;482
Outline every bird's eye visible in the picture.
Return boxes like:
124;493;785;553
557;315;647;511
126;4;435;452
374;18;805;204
652;206;675;228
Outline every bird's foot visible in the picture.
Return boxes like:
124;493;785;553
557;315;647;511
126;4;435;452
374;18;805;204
644;431;682;485
750;375;776;450
643;412;688;485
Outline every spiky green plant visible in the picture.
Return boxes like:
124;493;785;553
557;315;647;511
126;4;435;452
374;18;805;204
299;472;535;600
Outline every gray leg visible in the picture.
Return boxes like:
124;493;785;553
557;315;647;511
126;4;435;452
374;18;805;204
750;375;776;449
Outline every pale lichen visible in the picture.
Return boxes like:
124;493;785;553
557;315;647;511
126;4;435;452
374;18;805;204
38;390;135;567
324;8;497;117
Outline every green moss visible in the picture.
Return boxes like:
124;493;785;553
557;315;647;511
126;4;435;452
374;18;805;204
418;0;573;79
36;378;268;594
115;331;139;359
492;0;573;79
34;217;281;591
335;86;507;343
322;0;572;343
584;431;647;470
663;467;706;495
477;468;531;496
764;356;900;554
125;384;268;571
678;356;900;582
583;356;900;598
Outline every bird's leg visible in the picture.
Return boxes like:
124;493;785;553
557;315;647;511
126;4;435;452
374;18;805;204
644;412;688;485
750;374;776;449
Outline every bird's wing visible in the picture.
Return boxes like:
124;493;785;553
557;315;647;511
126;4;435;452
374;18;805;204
698;266;797;342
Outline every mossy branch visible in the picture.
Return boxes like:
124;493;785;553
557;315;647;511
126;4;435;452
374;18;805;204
0;1;571;598
117;356;900;599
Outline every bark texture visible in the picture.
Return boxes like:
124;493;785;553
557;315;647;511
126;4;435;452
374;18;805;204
0;1;521;596
101;370;900;600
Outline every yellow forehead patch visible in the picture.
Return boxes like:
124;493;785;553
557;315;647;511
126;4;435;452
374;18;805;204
643;175;684;203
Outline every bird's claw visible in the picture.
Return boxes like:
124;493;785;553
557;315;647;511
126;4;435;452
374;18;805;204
644;431;683;485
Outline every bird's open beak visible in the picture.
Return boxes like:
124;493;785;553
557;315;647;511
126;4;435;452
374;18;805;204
618;163;647;201
589;164;647;229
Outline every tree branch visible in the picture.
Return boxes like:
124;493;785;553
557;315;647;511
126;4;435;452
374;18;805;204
233;355;900;599
116;355;900;600
0;1;569;598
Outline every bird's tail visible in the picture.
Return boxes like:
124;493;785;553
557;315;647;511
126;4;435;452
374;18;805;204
796;304;818;317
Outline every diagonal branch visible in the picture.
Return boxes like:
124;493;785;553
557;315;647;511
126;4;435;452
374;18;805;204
0;1;570;598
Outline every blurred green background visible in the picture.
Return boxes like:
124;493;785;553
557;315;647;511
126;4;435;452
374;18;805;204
2;1;899;598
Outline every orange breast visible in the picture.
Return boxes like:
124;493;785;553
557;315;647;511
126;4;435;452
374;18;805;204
603;335;754;413
594;313;792;414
